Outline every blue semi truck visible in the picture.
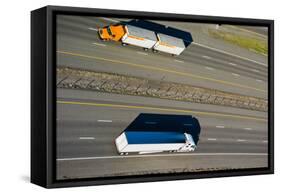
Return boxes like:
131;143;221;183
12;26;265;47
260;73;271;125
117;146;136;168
115;113;201;155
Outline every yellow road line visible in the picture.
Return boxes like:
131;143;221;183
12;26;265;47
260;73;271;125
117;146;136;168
57;100;267;122
57;50;266;93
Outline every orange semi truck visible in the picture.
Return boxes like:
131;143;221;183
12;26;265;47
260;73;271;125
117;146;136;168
98;24;186;55
98;24;126;41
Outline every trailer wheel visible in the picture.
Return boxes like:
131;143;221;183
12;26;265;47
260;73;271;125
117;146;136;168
143;48;148;51
125;152;129;155
120;153;124;155
122;43;127;46
152;49;158;53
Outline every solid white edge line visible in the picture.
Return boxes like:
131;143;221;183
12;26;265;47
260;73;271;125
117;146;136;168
57;153;268;161
192;42;267;67
216;125;225;128
237;139;246;142
244;128;252;130
227;25;267;39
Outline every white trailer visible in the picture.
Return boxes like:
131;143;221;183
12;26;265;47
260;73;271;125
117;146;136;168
115;132;196;155
153;33;186;55
115;113;201;155
121;25;158;49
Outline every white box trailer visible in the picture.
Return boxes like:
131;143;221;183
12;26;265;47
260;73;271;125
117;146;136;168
153;33;186;55
116;132;196;155
121;25;158;49
115;113;201;155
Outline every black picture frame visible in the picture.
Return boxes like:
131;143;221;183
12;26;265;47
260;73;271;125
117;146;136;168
31;5;274;188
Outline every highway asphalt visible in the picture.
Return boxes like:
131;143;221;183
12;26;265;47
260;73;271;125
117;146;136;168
56;15;268;98
56;89;268;179
55;15;269;180
234;25;268;36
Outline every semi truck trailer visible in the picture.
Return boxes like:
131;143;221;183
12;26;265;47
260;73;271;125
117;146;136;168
98;24;157;49
115;113;201;155
98;23;187;55
153;33;186;56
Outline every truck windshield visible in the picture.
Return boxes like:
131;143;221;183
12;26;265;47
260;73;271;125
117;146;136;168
107;27;112;36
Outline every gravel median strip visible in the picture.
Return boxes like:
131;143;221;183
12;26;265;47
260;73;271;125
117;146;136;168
57;67;267;112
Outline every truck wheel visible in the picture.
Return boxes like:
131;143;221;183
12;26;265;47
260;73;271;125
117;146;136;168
125;152;129;155
153;49;158;53
120;153;124;155
122;43;127;46
143;48;148;51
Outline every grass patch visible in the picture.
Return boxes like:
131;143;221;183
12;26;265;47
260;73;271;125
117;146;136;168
208;29;268;55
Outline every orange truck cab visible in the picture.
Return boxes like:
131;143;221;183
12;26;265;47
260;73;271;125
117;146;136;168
98;25;126;41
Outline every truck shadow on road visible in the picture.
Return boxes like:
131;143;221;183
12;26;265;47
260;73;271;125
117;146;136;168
121;19;193;48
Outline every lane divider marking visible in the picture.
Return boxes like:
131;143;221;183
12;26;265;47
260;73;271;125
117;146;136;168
57;152;268;161
97;120;113;123
79;137;95;140
57;100;267;122
88;27;98;31
57;50;266;93
192;42;267;67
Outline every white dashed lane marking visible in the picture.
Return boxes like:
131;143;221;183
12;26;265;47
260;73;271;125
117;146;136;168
229;62;238;66
174;59;184;63
202;55;212;59
88;27;98;31
252;69;260;73
232;73;240;77
207;138;217;141
92;42;106;47
79;137;95;140
137;51;148;56
101;17;119;23
97;120;113;123
205;66;215;70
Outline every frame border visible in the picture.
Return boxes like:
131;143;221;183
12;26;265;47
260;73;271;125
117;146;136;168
34;5;274;188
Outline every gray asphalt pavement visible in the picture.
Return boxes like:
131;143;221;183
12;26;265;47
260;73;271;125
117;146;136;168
56;15;268;99
55;15;269;180
235;25;268;36
56;89;268;179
